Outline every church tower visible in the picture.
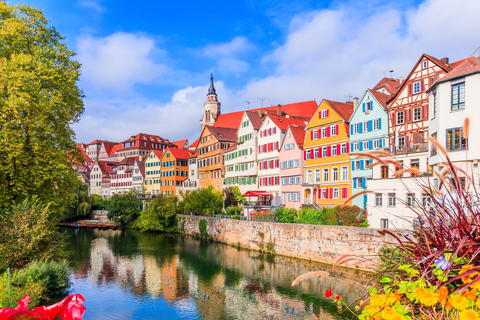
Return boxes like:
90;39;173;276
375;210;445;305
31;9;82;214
201;73;221;131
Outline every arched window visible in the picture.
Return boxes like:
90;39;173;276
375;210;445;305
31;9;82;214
341;166;348;181
315;169;321;182
322;168;329;182
332;167;339;181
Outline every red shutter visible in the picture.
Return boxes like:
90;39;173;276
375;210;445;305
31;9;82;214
326;109;329;117
346;143;349;153
325;188;329;199
310;149;314;159
326;127;331;137
327;146;331;157
259;146;261;154
408;83;412;96
406;109;412;123
329;188;333;199
336;144;340;155
319;148;322;158
391;112;396;126
304;150;307;160
270;160;273;168
274;127;276;134
311;131;314;140
335;124;339;135
276;159;279;168
319;111;322;119
260;131;263;138
422;105;428;120
270;177;274;185
318;189;321;198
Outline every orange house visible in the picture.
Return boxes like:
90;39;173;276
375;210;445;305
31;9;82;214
159;147;194;196
197;125;237;190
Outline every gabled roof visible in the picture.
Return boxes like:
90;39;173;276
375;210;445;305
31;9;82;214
172;139;188;149
101;141;118;156
168;148;196;160
429;56;480;91
245;111;264;130
188;151;197;158
372;77;402;96
111;144;122;154
370;90;390;109
207;126;237;142
267;115;307;131
135;160;145;176
190;137;200;148
324;99;354;122
289;126;306;148
151;149;164;160
212;110;245;129
388;53;454;104
96;160;118;174
119;156;137;166
226;144;238;153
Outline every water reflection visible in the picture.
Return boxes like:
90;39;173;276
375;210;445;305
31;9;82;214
65;228;371;320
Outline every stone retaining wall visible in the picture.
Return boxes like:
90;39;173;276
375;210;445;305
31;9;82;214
178;214;398;270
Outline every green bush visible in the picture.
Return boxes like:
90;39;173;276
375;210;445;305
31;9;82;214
63;180;92;220
0;271;45;308
297;208;323;225
320;208;338;225
334;205;365;227
133;196;177;232
107;190;142;226
198;219;209;238
274;207;297;223
0;197;67;270
178;186;223;216
13;260;71;297
225;206;242;215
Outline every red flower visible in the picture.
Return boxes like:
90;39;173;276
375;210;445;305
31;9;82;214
335;295;340;300
325;289;333;298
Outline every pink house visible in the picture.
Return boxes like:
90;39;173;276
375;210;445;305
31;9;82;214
279;125;305;210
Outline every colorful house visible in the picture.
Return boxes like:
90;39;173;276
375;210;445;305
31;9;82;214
303;99;353;208
349;89;390;209
144;150;163;196
159;147;193;196
279;125;305;210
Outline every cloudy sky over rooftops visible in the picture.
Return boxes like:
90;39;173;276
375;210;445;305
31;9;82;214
10;0;480;144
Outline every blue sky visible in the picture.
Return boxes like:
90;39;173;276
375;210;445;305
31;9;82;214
9;0;480;144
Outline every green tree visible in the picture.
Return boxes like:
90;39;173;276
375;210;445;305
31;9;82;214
0;3;84;214
334;205;364;226
178;186;223;216
107;191;142;226
63;179;92;219
0;197;67;270
133;195;177;232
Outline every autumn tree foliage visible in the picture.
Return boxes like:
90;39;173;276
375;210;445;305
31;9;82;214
0;2;84;214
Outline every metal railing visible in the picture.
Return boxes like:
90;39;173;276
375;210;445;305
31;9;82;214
393;143;428;154
245;200;272;207
213;213;278;222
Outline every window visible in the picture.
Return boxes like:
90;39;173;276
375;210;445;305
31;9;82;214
331;125;337;136
332;168;339;181
307;170;313;183
322;168;329;182
373;119;379;130
373;139;379;149
341;166;348;181
413;107;421;121
446;128;467;151
363;141;369;150
430;132;438;156
321;189;327;199
398;136;405;148
341;144;347;154
355;161;361;170
321;110;328;118
396;111;404;125
432;91;437;118
322;147;328;157
366;101;372;111
381;165;388;179
422;193;431;207
411;159;420;177
353;143;359;152
321;127;327;138
451;82;465;110
315;169;321;183
353;123;359;134
380;219;389;229
331;145;337;156
388;193;396;207
375;193;383;206
413;81;421;94
407;193;415;207
333;188;339;199
363;122;368;132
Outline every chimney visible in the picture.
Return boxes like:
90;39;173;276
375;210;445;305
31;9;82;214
399;77;403;84
276;104;282;116
258;109;263;118
353;97;359;109
441;57;449;64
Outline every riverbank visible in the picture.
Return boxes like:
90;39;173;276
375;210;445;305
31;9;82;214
58;219;120;230
178;214;397;271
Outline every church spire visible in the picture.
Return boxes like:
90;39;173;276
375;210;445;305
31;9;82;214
208;72;216;95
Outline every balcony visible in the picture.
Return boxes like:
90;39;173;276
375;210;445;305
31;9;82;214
393;143;428;155
245;200;272;207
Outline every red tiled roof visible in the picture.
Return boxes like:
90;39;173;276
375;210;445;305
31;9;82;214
151;149;164;159
245;111;264;130
172;139;188;149
372;77;402;96
190;137;200;148
96;160;118;174
111;144;122;154
430;56;480;89
267;115;307;131
323;99;354;122
226;144;238;152
101;141;118;156
207;126;237;142
135;160;145;175
370;90;390;109
450;56;476;68
424;54;454;72
119;157;137;166
212;110;245;129
289;126;306;148
168;147;196;160
188;151;197;158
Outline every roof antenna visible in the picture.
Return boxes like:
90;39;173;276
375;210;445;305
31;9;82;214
344;93;353;102
245;99;250;109
389;70;394;78
255;97;270;108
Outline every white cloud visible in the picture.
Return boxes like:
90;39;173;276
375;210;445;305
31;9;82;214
203;36;253;75
77;0;105;13
76;32;168;93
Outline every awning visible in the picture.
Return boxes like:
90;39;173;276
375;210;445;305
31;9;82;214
242;191;273;197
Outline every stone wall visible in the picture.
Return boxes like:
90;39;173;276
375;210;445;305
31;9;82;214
91;210;109;221
178;214;397;270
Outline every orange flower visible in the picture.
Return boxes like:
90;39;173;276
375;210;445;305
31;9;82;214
438;286;448;305
445;301;452;312
449;295;469;310
466;289;477;301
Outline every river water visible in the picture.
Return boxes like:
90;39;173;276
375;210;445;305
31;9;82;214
63;228;371;320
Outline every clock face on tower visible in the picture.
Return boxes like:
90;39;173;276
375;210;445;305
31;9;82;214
205;104;211;111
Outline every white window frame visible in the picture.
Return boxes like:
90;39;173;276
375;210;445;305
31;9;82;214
331;145;337;156
396;111;404;125
413;81;421;94
373;119;379;130
341;166;348;181
331;125;337;136
375;193;383;206
332;167;339;181
322;168;329;182
363;121;368;132
333;188;339;199
413;107;421;122
321;127;327;138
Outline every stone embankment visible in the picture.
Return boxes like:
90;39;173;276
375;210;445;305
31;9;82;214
178;214;398;271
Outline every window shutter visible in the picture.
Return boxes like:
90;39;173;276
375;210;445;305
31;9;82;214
276;159;279;168
359;143;363;151
422;105;428;120
310;149;314;159
326;127;331;137
335;124;339;135
408;83;412;96
368;140;373;149
368;120;373;132
337;144;341;155
350;143;354;152
353;179;357;188
304;150;307;160
379;138;383;147
325;188;329;199
360;160;364;170
346;143;349;153
319;111;322;119
391;112;395;126
318;189;322;198
378;118;382;129
352;161;355;170
329;188;333;199
362;178;366;188
359;124;363;133
350;124;353;134
362;103;366;112
327;146;331;157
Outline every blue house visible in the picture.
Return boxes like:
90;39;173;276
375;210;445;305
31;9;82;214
349;89;390;209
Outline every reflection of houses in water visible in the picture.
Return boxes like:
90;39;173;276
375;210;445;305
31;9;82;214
144;256;162;298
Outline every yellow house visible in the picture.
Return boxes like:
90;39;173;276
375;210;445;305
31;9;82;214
303;99;354;207
144;149;163;196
